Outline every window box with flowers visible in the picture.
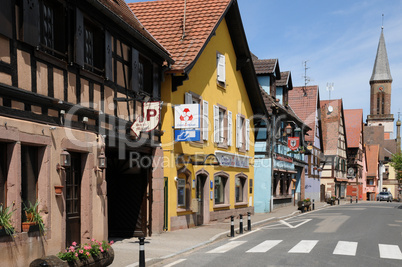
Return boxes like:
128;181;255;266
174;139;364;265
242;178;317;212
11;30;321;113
297;198;311;212
30;239;115;267
22;201;45;233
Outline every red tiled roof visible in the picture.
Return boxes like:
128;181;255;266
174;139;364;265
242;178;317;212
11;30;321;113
344;109;363;148
128;0;231;72
289;86;319;142
320;99;343;153
98;0;166;52
366;144;379;176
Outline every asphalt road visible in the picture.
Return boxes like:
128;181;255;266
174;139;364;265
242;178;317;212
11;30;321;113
159;202;402;267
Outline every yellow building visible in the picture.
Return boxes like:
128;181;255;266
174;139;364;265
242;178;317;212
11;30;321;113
130;0;267;230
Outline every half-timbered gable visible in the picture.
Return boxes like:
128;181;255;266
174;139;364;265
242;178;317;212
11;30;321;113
0;1;172;265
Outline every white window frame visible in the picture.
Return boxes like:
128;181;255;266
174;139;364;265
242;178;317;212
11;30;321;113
213;105;232;147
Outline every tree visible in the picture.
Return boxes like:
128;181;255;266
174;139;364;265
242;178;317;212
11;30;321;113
389;152;402;181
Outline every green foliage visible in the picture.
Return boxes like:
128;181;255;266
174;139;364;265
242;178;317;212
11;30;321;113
23;201;45;232
58;239;114;263
390;152;402;180
0;204;15;235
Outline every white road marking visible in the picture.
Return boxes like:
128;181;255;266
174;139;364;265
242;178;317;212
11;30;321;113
246;240;282;253
379;244;402;260
288;240;319;253
206;241;246;254
333;241;358;256
279;219;312;229
163;259;187;267
230;228;261;241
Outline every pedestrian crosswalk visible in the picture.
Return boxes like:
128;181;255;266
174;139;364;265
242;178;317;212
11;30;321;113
206;240;402;260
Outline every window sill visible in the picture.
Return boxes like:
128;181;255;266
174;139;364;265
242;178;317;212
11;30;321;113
235;202;248;207
177;207;192;213
217;82;226;90
217;143;228;149
80;68;104;83
34;50;68;70
213;203;230;209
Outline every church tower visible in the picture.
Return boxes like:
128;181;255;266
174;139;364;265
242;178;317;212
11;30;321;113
367;27;394;139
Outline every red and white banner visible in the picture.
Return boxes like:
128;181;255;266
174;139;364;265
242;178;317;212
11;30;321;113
288;137;300;151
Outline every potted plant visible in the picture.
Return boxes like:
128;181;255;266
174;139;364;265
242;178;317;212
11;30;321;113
0;204;15;236
23;201;45;233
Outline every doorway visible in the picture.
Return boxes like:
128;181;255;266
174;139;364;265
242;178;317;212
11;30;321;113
107;150;150;237
196;173;209;226
66;153;82;247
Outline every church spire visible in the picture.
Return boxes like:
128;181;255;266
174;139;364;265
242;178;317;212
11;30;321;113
370;27;392;83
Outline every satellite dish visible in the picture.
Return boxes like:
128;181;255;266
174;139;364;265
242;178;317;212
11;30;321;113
328;105;333;113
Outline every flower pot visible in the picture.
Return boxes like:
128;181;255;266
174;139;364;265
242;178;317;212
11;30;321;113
22;221;37;232
54;185;64;195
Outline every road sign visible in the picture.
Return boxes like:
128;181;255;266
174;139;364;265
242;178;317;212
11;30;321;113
175;129;201;142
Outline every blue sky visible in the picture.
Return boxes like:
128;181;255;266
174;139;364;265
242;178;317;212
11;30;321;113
128;0;402;132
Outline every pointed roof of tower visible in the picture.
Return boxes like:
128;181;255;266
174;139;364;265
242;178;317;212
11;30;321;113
370;28;392;82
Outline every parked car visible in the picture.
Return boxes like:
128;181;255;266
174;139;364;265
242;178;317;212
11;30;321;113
376;192;393;202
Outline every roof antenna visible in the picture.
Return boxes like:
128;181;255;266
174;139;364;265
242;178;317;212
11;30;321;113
182;0;187;40
326;82;334;101
303;60;310;96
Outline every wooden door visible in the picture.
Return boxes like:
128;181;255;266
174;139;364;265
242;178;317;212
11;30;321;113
320;184;325;202
66;153;81;247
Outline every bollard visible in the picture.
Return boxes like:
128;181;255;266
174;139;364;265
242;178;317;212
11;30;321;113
139;237;145;267
331;200;333;206
338;198;340;205
312;199;315;210
247;212;251;231
239;214;243;234
230;215;235;237
356;197;358;203
301;203;305;213
350;196;352;203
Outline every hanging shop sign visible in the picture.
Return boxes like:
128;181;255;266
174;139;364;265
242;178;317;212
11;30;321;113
131;101;161;138
288;137;300;151
174;104;200;129
174;129;201;142
215;151;250;169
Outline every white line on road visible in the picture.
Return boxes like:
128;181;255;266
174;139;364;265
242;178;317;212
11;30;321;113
229;228;261;241
333;241;358;256
288;240;319;253
279;219;312;229
246;240;282;253
163;259;187;267
206;241;246;254
379;244;402;260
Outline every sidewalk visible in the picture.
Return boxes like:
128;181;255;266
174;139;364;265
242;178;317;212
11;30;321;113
110;200;345;267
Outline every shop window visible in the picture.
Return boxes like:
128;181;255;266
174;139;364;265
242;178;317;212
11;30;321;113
40;0;67;60
216;52;225;86
213;105;232;147
235;174;247;203
176;168;191;210
0;143;7;205
214;172;229;205
21;145;39;222
185;92;208;141
177;178;186;207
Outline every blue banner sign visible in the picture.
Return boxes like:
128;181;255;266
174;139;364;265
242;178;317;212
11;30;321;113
175;129;201;142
